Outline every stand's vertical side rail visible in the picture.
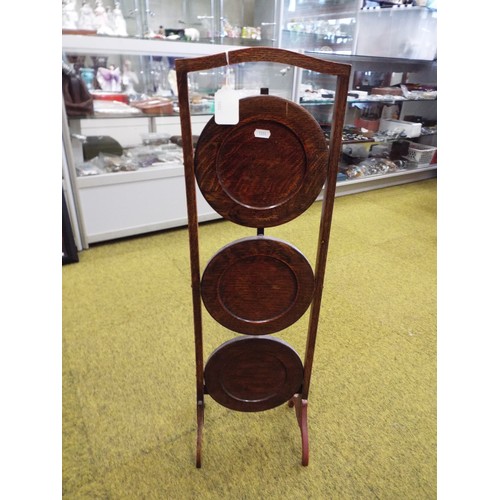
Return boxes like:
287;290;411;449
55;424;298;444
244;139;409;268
302;67;351;400
176;52;228;467
176;61;205;467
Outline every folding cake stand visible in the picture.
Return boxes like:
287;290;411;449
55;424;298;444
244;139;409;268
176;48;350;467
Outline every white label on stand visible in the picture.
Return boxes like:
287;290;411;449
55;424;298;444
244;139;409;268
254;129;271;139
214;85;239;125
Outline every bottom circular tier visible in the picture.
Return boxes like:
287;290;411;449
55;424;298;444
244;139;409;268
204;336;303;412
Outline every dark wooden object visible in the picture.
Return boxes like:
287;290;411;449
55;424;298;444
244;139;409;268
205;336;304;412
201;236;315;335
62;190;79;265
194;95;328;227
176;47;351;468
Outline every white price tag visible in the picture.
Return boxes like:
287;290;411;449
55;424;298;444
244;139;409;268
254;129;271;139
214;85;240;125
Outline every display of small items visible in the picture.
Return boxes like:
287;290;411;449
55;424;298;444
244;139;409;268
150;27;201;42
339;139;423;180
76;133;185;177
64;51;179;118
62;0;128;37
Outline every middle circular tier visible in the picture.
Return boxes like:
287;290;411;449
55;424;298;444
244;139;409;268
194;95;328;227
201;236;315;335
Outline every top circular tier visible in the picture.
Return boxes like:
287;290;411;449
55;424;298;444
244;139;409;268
194;95;328;227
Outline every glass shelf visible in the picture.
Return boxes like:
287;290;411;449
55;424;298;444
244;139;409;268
300;96;437;105
62;1;437;247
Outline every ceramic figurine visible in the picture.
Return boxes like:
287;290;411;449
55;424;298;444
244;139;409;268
62;0;78;30
105;5;116;33
113;2;128;36
122;60;139;95
94;0;114;35
184;28;200;42
96;65;121;92
77;0;95;30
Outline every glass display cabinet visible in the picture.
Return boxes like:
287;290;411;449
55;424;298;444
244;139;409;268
62;35;297;245
62;0;437;247
78;0;282;46
296;51;436;194
280;0;361;53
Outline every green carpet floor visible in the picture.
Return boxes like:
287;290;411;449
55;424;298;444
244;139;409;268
62;179;437;499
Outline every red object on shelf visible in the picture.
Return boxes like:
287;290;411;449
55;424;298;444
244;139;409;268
91;91;129;104
431;150;437;164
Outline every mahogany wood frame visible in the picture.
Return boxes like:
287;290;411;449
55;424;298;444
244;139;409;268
176;47;351;467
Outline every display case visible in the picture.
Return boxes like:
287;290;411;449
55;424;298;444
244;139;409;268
62;35;297;245
63;0;281;46
123;0;362;51
280;0;361;53
62;1;436;246
63;0;437;56
296;51;436;195
355;5;437;60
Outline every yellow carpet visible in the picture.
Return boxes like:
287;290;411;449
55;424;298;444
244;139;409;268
63;179;436;498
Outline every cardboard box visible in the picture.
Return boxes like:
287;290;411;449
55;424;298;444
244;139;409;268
379;118;422;138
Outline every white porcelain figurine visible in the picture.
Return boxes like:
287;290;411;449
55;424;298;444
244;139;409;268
113;2;128;36
77;0;95;31
62;0;78;30
184;27;200;42
122;60;139;95
105;5;116;33
94;0;114;35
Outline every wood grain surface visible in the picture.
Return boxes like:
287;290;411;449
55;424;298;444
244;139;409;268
201;236;315;335
194;95;328;227
204;336;304;412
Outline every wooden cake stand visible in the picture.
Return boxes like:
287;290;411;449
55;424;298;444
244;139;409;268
176;48;351;467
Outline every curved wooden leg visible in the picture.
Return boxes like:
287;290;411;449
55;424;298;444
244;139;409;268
298;399;309;466
196;399;204;468
288;394;309;466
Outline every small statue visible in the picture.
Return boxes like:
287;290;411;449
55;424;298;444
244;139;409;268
105;5;116;33
184;27;200;42
77;0;95;31
62;0;78;30
122;60;139;95
96;65;121;92
94;0;114;35
113;2;128;36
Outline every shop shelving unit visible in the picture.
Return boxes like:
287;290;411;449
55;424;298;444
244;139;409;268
62;3;436;247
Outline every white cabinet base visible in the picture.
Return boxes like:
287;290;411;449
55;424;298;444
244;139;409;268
77;165;219;244
335;165;437;197
78;164;436;244
73;114;214;244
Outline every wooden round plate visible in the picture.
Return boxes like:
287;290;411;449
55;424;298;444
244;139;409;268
204;336;303;412
201;236;315;335
194;95;328;227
